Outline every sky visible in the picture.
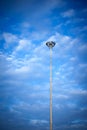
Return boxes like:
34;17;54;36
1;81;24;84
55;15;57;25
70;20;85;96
0;0;87;130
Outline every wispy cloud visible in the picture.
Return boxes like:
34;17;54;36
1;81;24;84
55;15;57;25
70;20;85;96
14;39;32;52
61;9;75;17
0;31;87;130
30;119;48;125
21;22;30;28
3;32;18;44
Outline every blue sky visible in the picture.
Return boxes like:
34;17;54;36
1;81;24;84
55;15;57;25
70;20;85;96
0;0;87;130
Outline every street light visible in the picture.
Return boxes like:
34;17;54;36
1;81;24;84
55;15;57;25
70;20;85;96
46;41;56;130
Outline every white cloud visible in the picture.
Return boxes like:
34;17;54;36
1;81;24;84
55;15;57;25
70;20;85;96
79;63;87;68
54;104;64;110
55;123;87;129
78;44;87;52
30;119;48;125
1;32;80;89
54;94;69;99
7;32;78;87
8;99;49;115
15;66;30;73
3;32;18;43
12;38;36;57
1;32;86;102
67;103;77;108
61;9;75;17
47;32;77;50
70;57;77;62
15;39;32;51
70;89;87;95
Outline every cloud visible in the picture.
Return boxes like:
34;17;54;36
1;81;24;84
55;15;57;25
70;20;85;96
70;57;77;62
1;32;84;89
70;88;87;96
78;44;87;52
30;119;48;125
55;123;87;130
61;9;75;17
0;32;87;130
21;22;30;28
0;53;11;76
14;39;32;51
0;0;87;129
1;32;86;89
30;31;49;41
54;94;69;100
3;32;18;43
12;38;36;58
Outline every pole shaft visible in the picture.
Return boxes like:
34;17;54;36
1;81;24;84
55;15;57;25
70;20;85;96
50;48;52;130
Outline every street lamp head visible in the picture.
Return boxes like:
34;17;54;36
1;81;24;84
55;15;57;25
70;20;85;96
46;41;56;48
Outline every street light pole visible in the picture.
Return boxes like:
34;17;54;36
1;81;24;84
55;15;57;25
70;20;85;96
50;46;52;130
46;41;56;130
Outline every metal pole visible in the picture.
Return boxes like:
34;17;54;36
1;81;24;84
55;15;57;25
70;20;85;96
46;41;56;130
50;47;52;130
